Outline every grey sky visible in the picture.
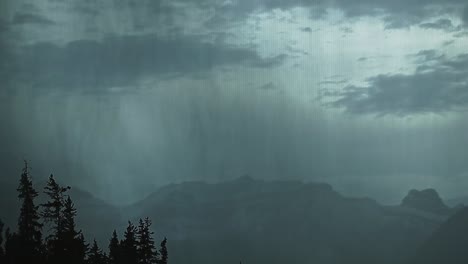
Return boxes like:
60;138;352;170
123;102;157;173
1;0;468;204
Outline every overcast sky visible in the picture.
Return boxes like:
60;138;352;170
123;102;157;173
1;0;468;204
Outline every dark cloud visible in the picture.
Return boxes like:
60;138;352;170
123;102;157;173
71;5;101;17
340;27;353;33
410;49;445;62
286;45;309;56
250;54;287;68
1;0;468;206
20;3;40;13
69;0;188;30
7;0;465;37
454;31;468;38
66;0;467;31
0;18;8;33
12;12;55;25
419;18;456;31
258;82;278;91
3;34;286;93
463;5;468;24
442;39;455;46
318;79;348;85
0;20;16;96
328;51;468;116
219;0;467;28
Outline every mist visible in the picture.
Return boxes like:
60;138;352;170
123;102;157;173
1;0;468;205
3;1;468;264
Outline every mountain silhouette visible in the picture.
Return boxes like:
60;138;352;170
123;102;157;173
410;207;468;264
0;177;457;264
401;189;450;215
121;177;448;264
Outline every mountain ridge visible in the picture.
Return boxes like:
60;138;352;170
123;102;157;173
0;176;462;264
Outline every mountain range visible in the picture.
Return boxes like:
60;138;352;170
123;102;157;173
0;175;465;264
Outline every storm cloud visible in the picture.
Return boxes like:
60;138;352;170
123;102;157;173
12;12;55;25
198;0;468;28
1;34;286;94
61;0;468;31
1;0;468;205
419;19;457;31
329;51;468;116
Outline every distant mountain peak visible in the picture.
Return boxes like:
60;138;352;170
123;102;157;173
235;174;255;182
401;188;450;215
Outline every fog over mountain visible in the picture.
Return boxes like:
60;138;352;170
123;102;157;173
1;1;468;263
1;0;468;205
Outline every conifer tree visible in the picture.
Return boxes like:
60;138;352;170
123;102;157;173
109;230;121;264
41;174;70;264
63;196;79;238
63;196;87;264
88;239;107;264
4;228;20;264
17;160;44;263
0;220;4;262
3;163;170;264
41;174;70;236
158;237;168;264
77;233;89;264
121;221;139;264
137;217;158;264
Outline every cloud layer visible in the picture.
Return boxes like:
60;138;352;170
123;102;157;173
329;51;468;116
1;0;468;204
196;0;468;29
1;34;286;94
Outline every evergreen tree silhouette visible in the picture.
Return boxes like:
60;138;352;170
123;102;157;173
0;219;4;262
41;174;70;235
158;237;168;264
3;163;169;264
4;228;20;264
63;196;78;237
62;196;86;264
77;233;89;264
137;217;158;264
17;160;44;263
88;239;107;264
109;230;121;264
121;221;139;264
41;174;70;264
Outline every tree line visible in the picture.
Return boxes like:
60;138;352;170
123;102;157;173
0;161;168;264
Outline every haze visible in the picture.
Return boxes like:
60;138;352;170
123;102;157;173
1;0;468;205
